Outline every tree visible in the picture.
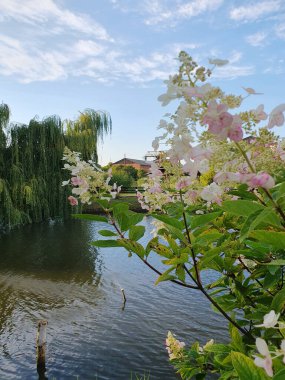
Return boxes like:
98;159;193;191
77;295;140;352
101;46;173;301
0;106;112;231
65;109;112;162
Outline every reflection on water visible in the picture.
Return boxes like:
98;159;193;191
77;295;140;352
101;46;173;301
0;218;227;379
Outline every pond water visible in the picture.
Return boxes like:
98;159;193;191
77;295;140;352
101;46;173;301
0;217;227;379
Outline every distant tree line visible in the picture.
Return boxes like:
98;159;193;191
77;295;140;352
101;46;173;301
102;164;147;189
0;104;111;231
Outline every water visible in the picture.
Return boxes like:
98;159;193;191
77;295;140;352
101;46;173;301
0;217;227;379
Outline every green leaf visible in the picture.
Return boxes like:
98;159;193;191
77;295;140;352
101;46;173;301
271;288;285;312
250;231;285;250
222;200;264;217
231;351;270;380
162;252;189;266
200;246;223;268
166;225;187;243
129;212;144;226
262;260;285;266
96;198;110;210
164;234;180;254
91;239;119;247
240;208;280;241
264;270;281;289
155;266;176;285
194;231;222;246
145;237;158;256
228;184;258;200
129;225;145;241
112;203;144;231
151;214;184;230
72;213;108;223
113;202;129;215
98;229;117;237
229;325;245;353
273;181;285;202
117;238;145;258
273;369;285;380
190;211;222;229
204;344;231;354
150;243;173;259
176;265;185;282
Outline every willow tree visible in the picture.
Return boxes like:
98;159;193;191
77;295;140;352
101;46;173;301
0;103;10;175
0;106;111;231
65;109;112;162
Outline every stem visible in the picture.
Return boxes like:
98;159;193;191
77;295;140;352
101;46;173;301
199;286;250;336
234;141;255;172
238;256;274;296
262;188;285;223
141;258;199;290
108;212;199;290
179;191;202;286
179;192;251;337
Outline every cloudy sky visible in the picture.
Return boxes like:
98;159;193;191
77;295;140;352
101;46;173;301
1;0;285;164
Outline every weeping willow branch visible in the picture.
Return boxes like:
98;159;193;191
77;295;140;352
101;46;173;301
0;106;112;231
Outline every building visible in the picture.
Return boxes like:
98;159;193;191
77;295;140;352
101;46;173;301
112;158;151;172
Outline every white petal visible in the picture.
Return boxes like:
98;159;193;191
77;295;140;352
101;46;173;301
209;58;229;66
271;103;285;115
254;356;265;368
256;338;269;356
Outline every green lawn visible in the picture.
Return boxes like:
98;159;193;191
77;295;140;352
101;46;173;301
83;194;145;214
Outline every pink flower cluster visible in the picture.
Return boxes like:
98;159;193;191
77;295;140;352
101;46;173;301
202;100;243;141
68;195;78;206
214;171;275;190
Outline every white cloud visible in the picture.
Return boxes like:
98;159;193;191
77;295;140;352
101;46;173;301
212;65;255;79
110;0;224;26
145;0;224;25
77;49;180;84
246;31;268;46
73;40;106;57
0;33;195;84
275;23;285;39
229;51;243;64
0;35;66;82
0;0;113;41
230;1;281;22
209;50;254;79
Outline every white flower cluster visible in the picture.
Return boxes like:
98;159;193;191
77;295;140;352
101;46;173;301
165;331;185;361
62;147;116;205
254;310;285;377
137;52;285;210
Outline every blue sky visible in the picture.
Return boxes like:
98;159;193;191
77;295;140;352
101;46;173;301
1;0;285;164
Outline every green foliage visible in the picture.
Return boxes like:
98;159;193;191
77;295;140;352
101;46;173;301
65;108;112;162
110;172;134;188
0;105;111;231
231;352;270;380
110;165;139;188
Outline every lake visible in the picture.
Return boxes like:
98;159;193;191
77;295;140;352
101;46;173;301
0;217;227;379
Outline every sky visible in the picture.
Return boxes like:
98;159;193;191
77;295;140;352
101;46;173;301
1;0;285;165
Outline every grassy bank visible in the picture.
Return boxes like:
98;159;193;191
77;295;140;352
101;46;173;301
83;194;145;214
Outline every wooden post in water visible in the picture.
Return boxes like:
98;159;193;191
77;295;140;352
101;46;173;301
36;320;48;378
121;288;126;310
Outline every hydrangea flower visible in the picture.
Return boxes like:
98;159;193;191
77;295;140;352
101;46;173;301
256;310;280;328
253;338;273;377
165;331;185;360
268;104;285;129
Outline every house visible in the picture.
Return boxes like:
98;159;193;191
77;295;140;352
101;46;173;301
112;158;152;172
